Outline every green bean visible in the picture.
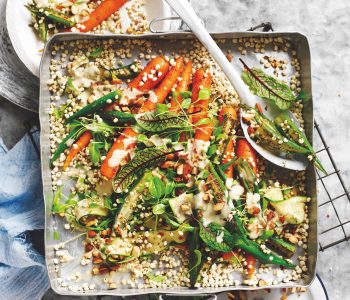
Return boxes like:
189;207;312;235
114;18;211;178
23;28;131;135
50;127;85;166
66;90;121;123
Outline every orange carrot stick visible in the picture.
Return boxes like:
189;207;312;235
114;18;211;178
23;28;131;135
104;56;170;111
129;56;170;92
190;70;212;124
170;61;193;111
101;58;184;180
245;254;256;278
218;106;238;125
100;128;138;180
139;57;185;113
77;0;128;33
194;118;214;143
63;131;92;171
222;138;235;178
236;139;257;175
219;106;238;178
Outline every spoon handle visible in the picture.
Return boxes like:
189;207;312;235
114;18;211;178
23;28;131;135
164;0;254;105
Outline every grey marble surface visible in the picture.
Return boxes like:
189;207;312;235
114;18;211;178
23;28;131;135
1;0;350;299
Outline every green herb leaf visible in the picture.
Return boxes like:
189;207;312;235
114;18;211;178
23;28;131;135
189;228;203;287
188;250;202;272
135;111;189;132
180;91;192;98
195;117;212;126
207;144;217;157
199;223;232;252
89;47;103;58
152;203;166;215
149;177;166;199
112;148;171;193
89;142;102;165
180;98;192;110
165;181;175;196
53;231;60;240
240;61;297;110
156;103;169;114
198;88;211;100
147;272;166;283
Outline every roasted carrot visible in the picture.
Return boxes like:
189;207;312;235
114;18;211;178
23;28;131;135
222;138;235;178
236;139;257;175
222;251;240;262
139;57;185;113
129;56;170;92
63;131;92;171
100;128;138;180
245;254;256;278
194;118;214;143
219;106;238;177
218;106;238;125
77;0;128;33
104;56;170;111
170;61;193;111
190;70;212;124
101;58;184;179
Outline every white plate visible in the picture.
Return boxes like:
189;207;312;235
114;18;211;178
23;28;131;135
6;0;171;77
242;275;329;300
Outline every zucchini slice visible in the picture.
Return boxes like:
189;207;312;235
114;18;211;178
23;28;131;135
74;198;109;228
271;196;307;224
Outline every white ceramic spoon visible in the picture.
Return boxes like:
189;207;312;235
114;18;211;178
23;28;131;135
164;0;308;171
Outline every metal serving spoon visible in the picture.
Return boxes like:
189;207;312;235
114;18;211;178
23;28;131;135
164;0;308;171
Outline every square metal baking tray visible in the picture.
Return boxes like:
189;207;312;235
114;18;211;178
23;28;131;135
40;31;317;296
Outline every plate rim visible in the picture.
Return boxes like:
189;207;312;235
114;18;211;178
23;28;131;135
5;0;173;78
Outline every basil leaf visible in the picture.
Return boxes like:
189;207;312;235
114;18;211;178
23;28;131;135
152;203;166;215
189;250;202;272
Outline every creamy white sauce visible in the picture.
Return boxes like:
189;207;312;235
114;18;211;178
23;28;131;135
108;149;128;168
121;88;143;105
225;178;234;190
197;159;209;170
216;231;224;243
229;184;245;201
35;0;49;7
194;139;210;156
148;91;159;103
123;137;137;149
144;135;170;147
246;192;261;207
